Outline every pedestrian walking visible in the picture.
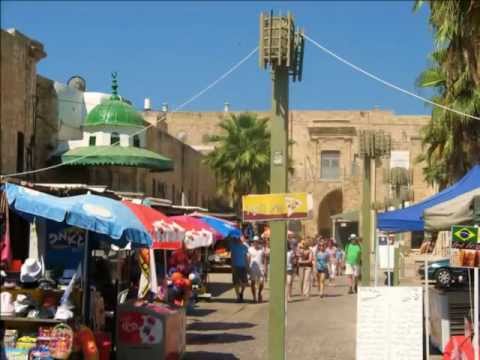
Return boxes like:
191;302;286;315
345;234;362;294
335;246;344;276
286;241;296;302
230;235;249;303
326;239;337;286
309;238;319;288
315;241;329;298
298;240;313;298
248;236;266;303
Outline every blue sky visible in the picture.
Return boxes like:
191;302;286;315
2;1;434;114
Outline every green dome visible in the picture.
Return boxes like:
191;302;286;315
85;73;144;127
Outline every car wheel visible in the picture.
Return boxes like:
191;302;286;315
435;268;452;288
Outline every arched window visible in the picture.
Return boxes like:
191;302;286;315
111;132;120;145
133;135;140;147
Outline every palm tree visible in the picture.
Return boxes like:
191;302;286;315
205;113;270;210
414;0;480;187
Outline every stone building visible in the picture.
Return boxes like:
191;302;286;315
152;109;434;242
0;29;47;177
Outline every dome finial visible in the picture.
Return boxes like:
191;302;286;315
111;72;119;99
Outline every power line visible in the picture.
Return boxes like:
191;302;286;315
302;33;480;121
1;46;259;179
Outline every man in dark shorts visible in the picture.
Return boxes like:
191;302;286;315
230;235;249;303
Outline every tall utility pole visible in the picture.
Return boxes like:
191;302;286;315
359;130;391;286
259;11;304;360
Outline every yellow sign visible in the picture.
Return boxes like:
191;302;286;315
242;192;313;222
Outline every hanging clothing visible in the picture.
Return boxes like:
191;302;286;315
0;191;12;267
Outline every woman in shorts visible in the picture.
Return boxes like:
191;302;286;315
315;242;329;298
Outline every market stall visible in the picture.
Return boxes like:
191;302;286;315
0;183;186;359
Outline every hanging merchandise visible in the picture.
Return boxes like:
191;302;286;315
0;190;12;267
138;248;152;299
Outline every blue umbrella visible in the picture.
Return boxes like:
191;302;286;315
195;215;242;239
4;183;151;248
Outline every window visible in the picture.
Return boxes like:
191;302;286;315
111;132;120;145
17;132;24;172
320;151;340;180
89;136;96;146
133;135;140;148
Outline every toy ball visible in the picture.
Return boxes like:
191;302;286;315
171;272;184;282
188;273;196;281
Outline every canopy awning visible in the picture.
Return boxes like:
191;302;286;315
122;200;184;250
4;183;152;248
170;215;221;249
377;165;480;232
192;214;242;239
331;210;359;222
61;146;174;171
423;189;480;231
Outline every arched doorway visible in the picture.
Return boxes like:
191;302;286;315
317;188;343;237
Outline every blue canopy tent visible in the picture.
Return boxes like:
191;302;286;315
377;165;480;232
193;214;242;239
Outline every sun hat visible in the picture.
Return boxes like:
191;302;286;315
0;291;15;316
20;258;42;283
349;234;357;240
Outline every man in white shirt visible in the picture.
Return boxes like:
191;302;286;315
248;236;267;303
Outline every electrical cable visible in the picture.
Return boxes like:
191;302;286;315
302;33;480;121
1;46;259;179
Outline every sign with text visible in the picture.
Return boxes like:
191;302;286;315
45;221;85;270
450;225;480;268
242;192;313;222
357;286;423;360
390;150;410;170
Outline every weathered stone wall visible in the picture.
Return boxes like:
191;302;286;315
1;29;46;178
159;109;434;236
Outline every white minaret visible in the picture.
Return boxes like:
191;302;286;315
224;102;230;113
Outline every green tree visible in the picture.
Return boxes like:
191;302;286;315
415;0;480;188
205;113;271;210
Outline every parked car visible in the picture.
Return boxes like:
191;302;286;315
418;258;471;288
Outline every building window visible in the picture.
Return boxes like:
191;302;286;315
133;135;140;148
320;151;340;180
17;132;25;173
89;136;96;146
111;132;120;145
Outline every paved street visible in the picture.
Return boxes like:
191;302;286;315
185;273;356;360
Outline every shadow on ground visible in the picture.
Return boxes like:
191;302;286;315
187;332;255;345
207;281;234;297
187;321;256;331
184;351;240;360
187;308;217;317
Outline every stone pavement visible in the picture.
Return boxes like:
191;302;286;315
185;273;356;360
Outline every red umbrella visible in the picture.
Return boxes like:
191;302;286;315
122;201;185;250
170;215;221;249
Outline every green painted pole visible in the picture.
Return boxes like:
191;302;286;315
268;68;289;360
361;157;371;286
393;246;400;286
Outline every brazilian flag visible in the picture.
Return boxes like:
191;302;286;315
452;225;478;243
